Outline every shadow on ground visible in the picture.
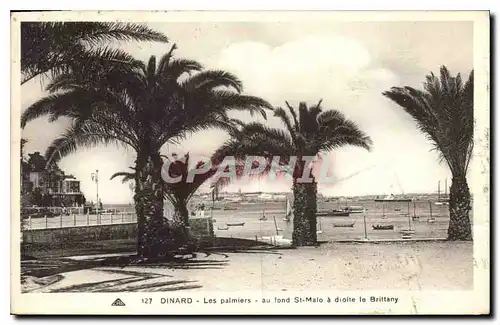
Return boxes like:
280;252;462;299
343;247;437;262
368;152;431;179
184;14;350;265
21;239;284;293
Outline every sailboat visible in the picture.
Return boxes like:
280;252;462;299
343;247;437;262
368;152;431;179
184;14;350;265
435;179;450;205
435;180;444;205
259;209;267;221
317;217;323;234
400;200;415;234
427;201;436;223
283;198;292;222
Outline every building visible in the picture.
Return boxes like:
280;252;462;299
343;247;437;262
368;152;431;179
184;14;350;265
29;171;86;207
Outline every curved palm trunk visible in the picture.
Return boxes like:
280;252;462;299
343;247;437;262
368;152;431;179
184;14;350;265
292;178;318;246
447;175;473;241
134;152;167;258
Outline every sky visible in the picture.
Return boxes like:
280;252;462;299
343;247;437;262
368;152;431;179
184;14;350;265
21;20;474;204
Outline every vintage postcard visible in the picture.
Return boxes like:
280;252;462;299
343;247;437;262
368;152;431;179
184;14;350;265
11;10;490;315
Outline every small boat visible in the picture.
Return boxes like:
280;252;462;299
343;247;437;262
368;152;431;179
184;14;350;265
372;224;394;230
401;233;413;239
381;215;388;219
259;209;267;221
333;222;355;228
222;206;237;211
427;217;436;224
394;208;401;212
261;235;293;247
317;210;350;217
412;216;420;221
217;226;229;231
346;206;364;213
226;222;245;227
400;229;415;234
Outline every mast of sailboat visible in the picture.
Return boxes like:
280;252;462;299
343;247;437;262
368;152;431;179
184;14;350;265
438;180;441;202
363;208;368;240
445;179;448;197
211;185;215;220
407;201;411;230
273;215;279;235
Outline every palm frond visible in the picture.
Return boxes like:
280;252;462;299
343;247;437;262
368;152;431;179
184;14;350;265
75;22;169;46
383;65;474;176
285;101;300;134
44;122;128;166
273;107;297;142
21;22;167;84
110;171;136;183
181;70;244;93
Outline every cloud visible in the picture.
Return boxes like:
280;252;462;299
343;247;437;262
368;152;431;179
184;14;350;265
205;35;450;196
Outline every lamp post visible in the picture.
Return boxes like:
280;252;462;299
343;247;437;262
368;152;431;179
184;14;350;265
91;170;99;219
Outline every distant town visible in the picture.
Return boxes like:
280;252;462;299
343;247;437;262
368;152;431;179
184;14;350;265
191;189;451;204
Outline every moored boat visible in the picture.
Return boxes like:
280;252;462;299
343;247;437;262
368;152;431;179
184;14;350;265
332;222;355;228
346;206;364;213
226;222;245;227
317;210;350;217
372;224;394;230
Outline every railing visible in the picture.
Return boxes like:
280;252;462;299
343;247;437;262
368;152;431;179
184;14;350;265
22;209;175;230
22;212;136;230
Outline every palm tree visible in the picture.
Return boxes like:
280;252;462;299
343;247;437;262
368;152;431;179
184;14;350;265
110;153;219;233
214;101;372;246
21;45;271;257
21;22;169;84
382;66;474;241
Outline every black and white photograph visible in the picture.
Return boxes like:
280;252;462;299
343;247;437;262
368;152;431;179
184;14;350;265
10;10;490;315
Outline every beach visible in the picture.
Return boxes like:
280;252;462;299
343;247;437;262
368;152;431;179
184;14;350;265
21;241;473;293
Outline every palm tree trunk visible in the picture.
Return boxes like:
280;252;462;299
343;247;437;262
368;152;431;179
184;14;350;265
134;152;167;258
292;178;318;246
172;200;190;244
173;201;190;227
447;174;473;241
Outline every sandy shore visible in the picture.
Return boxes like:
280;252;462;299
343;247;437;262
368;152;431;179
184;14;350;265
22;241;473;293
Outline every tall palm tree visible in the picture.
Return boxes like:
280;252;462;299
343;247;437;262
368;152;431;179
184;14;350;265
214;101;372;246
21;45;271;257
21;22;169;84
382;66;474;241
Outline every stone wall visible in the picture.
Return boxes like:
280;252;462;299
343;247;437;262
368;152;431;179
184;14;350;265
22;217;214;258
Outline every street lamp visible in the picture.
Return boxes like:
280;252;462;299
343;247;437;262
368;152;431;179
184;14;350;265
91;170;99;215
